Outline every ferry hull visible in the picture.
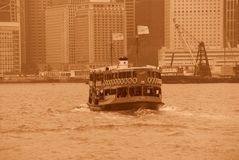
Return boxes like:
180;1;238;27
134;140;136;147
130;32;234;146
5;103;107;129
88;101;164;111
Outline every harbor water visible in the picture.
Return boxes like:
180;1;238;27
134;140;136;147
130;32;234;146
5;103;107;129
0;83;239;160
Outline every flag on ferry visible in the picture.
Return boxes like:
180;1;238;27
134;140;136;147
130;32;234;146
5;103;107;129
112;33;124;41
137;25;149;35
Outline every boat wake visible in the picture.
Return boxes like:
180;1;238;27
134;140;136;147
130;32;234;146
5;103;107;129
159;105;177;112
71;104;90;113
134;108;158;116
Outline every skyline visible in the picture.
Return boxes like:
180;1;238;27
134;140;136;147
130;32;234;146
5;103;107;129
0;0;239;75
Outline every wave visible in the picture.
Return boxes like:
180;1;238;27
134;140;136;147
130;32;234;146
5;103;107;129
159;105;177;112
1;122;188;134
70;104;90;113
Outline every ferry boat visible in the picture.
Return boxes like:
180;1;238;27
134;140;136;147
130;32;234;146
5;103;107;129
87;57;164;111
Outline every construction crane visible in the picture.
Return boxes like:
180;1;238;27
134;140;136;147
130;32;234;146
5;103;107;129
174;19;212;77
0;0;18;22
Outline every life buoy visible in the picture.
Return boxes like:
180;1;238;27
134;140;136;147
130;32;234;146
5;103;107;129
133;78;137;84
121;78;125;85
147;77;152;84
113;79;117;86
124;78;128;85
128;78;133;84
126;78;131;84
119;79;124;85
105;80;108;86
152;78;156;84
154;78;158;84
116;79;120;85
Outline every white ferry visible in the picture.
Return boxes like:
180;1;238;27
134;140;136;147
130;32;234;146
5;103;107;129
87;57;164;111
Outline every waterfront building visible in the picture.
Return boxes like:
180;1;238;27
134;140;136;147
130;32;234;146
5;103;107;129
24;0;52;72
0;22;21;74
45;4;84;71
161;0;239;75
165;0;224;50
224;0;239;48
0;0;21;75
75;1;127;68
46;1;126;70
20;0;27;72
159;47;239;75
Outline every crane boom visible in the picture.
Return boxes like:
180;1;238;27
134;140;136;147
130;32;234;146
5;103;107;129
174;21;211;77
175;24;197;67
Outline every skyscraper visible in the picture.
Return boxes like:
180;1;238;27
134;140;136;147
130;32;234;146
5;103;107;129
224;0;239;48
20;0;26;71
75;1;127;68
25;0;51;73
45;1;126;70
0;0;21;74
0;22;21;74
165;0;224;50
45;4;84;71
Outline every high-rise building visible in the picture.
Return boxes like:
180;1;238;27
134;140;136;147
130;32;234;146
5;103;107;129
25;0;51;72
0;0;21;74
165;0;224;50
224;0;239;48
45;4;84;71
161;0;239;73
135;0;164;66
20;0;27;72
75;1;127;68
0;22;21;74
46;1;126;70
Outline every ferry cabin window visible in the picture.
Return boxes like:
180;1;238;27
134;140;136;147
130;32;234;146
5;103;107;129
127;72;131;78
96;74;103;81
119;72;125;79
143;87;154;96
105;89;110;96
90;74;93;81
111;89;116;95
129;86;142;96
99;90;104;100
117;87;128;98
105;89;116;96
143;86;161;97
118;72;131;78
147;71;152;77
157;72;161;79
133;71;137;78
105;73;113;80
112;73;118;79
147;71;161;79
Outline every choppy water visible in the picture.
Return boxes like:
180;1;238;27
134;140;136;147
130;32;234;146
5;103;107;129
0;83;239;160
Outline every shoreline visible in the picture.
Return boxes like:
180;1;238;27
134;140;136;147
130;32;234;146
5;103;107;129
0;76;239;84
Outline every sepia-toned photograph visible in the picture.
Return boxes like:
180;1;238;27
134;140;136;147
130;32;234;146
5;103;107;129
0;0;239;159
